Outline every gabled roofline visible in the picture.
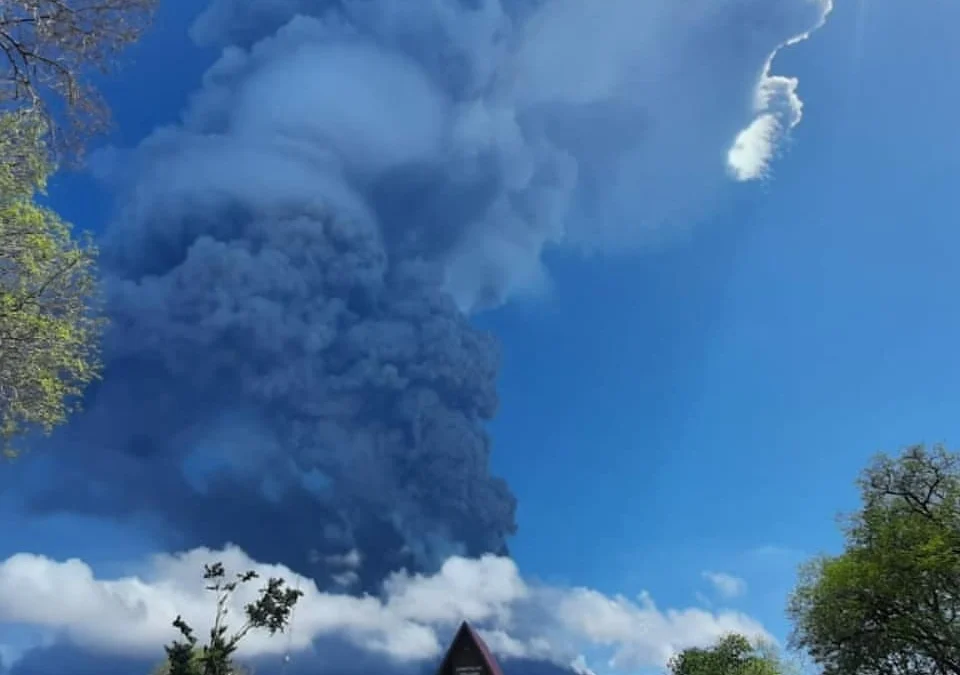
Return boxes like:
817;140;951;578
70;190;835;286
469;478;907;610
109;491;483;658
435;621;505;675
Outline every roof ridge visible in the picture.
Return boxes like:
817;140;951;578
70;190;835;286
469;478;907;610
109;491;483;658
435;621;505;675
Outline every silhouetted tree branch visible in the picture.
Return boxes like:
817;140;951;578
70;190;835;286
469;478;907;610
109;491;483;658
161;561;304;675
0;0;156;158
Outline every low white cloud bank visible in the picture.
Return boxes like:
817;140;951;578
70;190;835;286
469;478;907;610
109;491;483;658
702;571;748;600
0;546;768;671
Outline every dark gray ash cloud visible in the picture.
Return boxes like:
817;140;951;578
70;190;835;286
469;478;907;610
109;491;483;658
13;0;831;589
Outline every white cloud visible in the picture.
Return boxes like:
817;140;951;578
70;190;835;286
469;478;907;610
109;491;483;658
554;588;764;669
382;555;527;626
748;544;805;561
570;654;598;675
0;546;771;671
702;571;748;600
324;548;363;569
727;113;782;181
726;4;833;182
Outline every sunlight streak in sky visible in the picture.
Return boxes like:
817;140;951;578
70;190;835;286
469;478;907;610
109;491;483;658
851;0;869;77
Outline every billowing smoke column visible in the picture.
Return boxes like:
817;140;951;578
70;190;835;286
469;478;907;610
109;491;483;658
24;0;831;588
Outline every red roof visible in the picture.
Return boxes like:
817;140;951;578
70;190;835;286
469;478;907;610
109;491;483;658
463;622;505;675
436;621;505;675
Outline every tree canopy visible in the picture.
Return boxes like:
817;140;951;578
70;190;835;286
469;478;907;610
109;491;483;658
0;0;159;455
0;110;104;456
788;444;960;675
668;634;793;675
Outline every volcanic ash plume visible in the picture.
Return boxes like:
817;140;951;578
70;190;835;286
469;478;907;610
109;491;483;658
23;0;832;587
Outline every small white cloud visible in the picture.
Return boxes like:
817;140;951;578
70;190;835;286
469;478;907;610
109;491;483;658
325;549;363;569
570;654;597;675
727;113;782;181
0;546;772;672
725;0;834;182
702;571;748;600
332;571;360;588
747;545;805;561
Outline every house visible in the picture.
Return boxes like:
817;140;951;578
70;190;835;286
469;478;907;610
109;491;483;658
435;622;505;675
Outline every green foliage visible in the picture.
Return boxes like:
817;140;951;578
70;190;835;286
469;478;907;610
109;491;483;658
0;110;104;457
667;634;793;675
152;651;251;675
162;561;304;675
788;444;960;675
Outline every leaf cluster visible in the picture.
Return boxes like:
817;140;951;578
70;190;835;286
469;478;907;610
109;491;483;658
0;109;104;457
668;634;794;675
163;561;304;675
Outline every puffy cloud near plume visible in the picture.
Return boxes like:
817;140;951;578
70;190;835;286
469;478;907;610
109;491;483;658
701;571;748;600
12;0;832;592
0;546;770;672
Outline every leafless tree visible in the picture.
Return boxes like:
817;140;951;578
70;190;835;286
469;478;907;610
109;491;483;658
0;0;156;157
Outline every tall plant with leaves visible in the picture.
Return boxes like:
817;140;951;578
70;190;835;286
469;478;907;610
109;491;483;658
0;110;104;457
163;562;304;675
667;634;795;675
788;444;960;675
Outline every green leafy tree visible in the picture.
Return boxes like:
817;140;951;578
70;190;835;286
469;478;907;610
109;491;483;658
788;444;960;675
0;0;157;156
0;110;104;457
667;634;794;675
162;561;304;675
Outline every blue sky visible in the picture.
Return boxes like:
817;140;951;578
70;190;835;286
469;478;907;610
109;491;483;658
489;0;960;634
2;0;960;673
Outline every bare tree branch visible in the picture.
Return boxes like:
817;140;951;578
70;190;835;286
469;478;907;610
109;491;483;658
0;0;156;159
